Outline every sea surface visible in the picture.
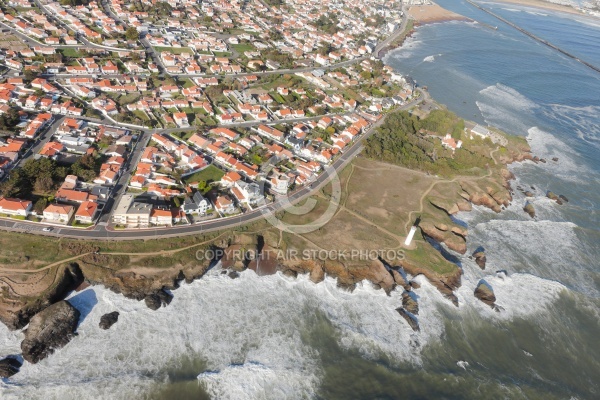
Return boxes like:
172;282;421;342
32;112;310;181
2;1;600;399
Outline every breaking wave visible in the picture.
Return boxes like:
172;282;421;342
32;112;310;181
476;83;539;135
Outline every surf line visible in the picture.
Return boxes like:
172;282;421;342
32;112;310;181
465;0;600;75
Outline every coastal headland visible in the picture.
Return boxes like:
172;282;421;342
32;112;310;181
0;0;544;370
0;101;533;342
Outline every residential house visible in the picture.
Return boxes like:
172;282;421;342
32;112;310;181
182;191;211;215
43;204;74;224
0;198;32;216
74;200;98;224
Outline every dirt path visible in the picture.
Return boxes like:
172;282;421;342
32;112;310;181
0;232;230;275
403;147;500;234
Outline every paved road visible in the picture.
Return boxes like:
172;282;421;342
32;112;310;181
12;116;65;169
0;3;415;240
0;92;424;240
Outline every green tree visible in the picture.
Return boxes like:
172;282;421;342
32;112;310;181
33;197;48;214
125;27;139;41
34;175;55;194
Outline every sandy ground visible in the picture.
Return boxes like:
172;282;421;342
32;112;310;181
491;0;586;16
408;4;470;23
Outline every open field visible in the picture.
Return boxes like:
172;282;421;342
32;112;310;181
342;157;436;237
182;164;225;184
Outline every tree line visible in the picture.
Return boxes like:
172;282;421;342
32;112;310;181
364;110;491;177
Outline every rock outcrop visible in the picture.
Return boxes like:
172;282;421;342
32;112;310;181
523;202;536;218
419;221;467;254
402;292;419;315
21;301;80;364
144;288;173;310
309;262;325;284
474;280;497;309
0;356;22;378
366;259;396;293
547;191;563;205
396;307;419;331
472;250;487;270
99;311;119;330
400;260;461;307
0;263;83;331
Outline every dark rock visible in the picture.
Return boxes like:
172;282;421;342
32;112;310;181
540;158;546;163
144;288;173;310
21;301;80;364
402;292;419;315
409;280;421;289
99;312;119;330
559;195;569;203
228;270;240;279
472;251;487;270
552;157;559;162
395;308;419;331
523;202;535;218
4;263;83;331
144;294;161;310
524;191;534;197
474;280;496;309
533;156;540;163
547;191;559;201
282;269;298;279
0;357;22;378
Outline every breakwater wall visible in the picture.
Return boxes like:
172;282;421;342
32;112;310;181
466;0;600;74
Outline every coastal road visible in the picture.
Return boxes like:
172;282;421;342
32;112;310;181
375;3;409;58
0;93;425;240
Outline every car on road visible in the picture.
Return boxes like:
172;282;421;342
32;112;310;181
42;227;53;232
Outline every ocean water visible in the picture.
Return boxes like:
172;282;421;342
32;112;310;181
2;2;600;399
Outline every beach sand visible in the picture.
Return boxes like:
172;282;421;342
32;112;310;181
407;4;470;24
492;0;586;17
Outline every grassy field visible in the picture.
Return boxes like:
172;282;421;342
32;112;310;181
182;164;225;184
60;48;83;58
132;110;151;121
154;46;193;54
342;157;435;237
231;43;255;53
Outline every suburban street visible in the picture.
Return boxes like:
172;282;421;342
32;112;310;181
0;90;425;240
0;1;417;240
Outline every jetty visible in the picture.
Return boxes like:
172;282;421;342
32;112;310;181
465;0;600;74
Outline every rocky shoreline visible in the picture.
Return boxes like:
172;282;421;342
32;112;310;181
0;107;560;374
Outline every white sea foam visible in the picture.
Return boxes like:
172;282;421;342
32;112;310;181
0;249;577;399
523;126;592;182
198;362;314;400
546;103;600;147
0;271;448;399
423;55;436;62
525;11;549;17
457;360;470;370
467;219;597;297
476;83;539;135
